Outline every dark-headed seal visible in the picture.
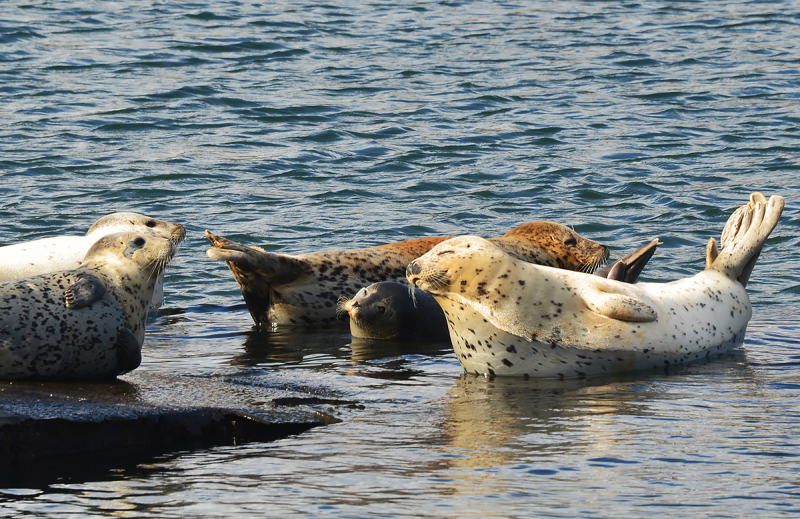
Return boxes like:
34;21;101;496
205;222;610;326
407;193;783;378
0;212;186;312
0;231;178;380
340;282;449;341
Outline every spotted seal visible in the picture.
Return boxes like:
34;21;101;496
0;212;186;312
205;222;610;326
341;239;661;341
0;231;178;380
406;193;783;378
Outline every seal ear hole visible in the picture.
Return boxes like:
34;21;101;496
564;238;578;246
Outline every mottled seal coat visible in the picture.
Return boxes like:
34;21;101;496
407;193;784;378
0;232;177;380
205;222;610;326
340;282;450;341
0;212;186;312
342;239;661;341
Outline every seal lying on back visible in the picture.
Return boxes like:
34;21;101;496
341;239;661;341
205;222;610;326
0;212;186;312
407;193;783;378
0;232;178;380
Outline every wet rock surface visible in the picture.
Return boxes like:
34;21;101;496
0;372;330;487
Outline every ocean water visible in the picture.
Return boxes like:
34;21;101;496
1;0;800;517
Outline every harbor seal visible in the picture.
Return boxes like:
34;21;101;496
205;222;610;326
340;282;450;341
0;212;186;312
0;231;178;380
341;239;661;341
407;193;784;378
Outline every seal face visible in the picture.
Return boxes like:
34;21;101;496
407;193;784;378
0;232;177;380
205;222;610;327
0;212;185;312
339;281;449;340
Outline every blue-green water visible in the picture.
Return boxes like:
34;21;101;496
2;0;800;517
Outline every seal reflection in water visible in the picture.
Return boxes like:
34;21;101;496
0;232;178;380
206;222;609;327
0;212;186;313
407;193;784;378
341;239;661;341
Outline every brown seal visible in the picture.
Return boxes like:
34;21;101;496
205;222;610;327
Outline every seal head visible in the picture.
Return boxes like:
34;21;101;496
339;281;449;341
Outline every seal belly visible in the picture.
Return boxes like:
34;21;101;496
0;275;129;380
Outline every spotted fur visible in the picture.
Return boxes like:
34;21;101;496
407;193;784;378
205;222;609;326
0;212;186;312
0;232;177;380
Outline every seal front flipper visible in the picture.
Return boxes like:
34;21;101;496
114;326;142;376
580;288;658;322
595;238;661;283
64;272;106;309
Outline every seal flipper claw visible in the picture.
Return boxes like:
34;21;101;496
114;326;142;376
64;272;106;309
595;238;661;283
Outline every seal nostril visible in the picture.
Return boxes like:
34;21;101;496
407;262;421;276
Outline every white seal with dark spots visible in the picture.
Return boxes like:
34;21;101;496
407;193;784;378
0;212;186;312
0;231;177;380
205;222;609;327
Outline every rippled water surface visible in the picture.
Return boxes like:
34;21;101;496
2;0;800;517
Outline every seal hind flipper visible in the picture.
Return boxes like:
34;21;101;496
205;230;307;285
64;272;106;309
707;192;784;287
595;238;661;283
581;289;658;322
705;238;719;270
114;326;141;376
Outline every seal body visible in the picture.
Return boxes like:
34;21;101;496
0;212;186;312
342;239;660;341
407;193;783;378
206;222;609;326
341;282;449;340
0;232;177;380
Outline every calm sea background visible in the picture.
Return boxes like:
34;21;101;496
2;0;800;517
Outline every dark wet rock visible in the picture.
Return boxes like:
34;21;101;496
0;372;330;487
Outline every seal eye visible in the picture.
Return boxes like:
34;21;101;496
564;238;577;246
438;250;454;256
146;220;157;228
134;237;146;247
377;305;385;314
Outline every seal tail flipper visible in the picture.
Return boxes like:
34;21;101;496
205;230;307;285
114;326;142;376
595;238;661;283
707;192;784;287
